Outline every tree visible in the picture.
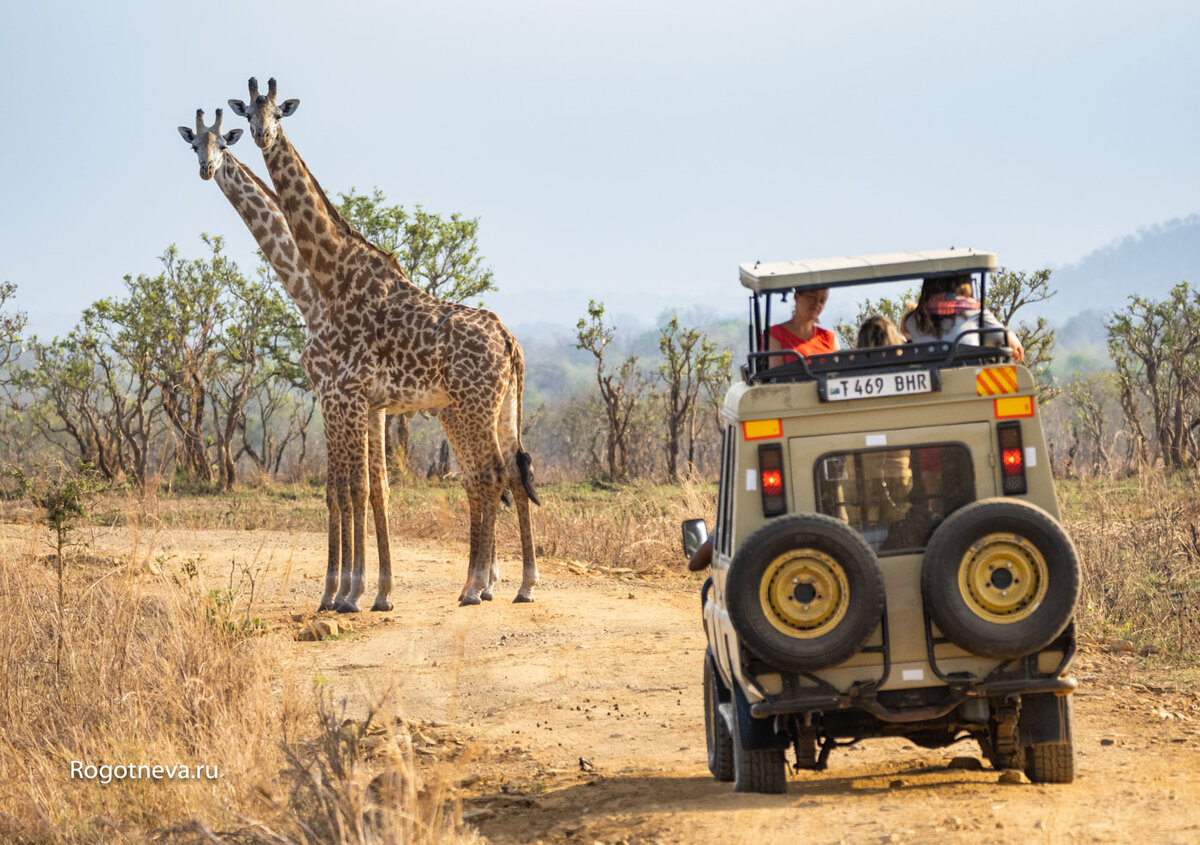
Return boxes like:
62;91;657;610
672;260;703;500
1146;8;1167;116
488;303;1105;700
987;269;1058;402
658;315;732;481
0;282;26;402
1064;371;1121;477
576;301;646;481
1106;282;1200;470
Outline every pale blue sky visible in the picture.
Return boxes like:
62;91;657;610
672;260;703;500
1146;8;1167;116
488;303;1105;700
2;1;1198;337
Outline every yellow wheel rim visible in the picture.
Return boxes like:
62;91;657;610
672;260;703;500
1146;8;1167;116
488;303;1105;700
758;549;849;639
957;532;1049;623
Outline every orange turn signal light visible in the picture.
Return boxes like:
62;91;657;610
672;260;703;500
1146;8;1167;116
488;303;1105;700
743;418;783;440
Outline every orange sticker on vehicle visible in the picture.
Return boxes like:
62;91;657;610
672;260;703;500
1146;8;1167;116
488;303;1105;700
977;366;1018;396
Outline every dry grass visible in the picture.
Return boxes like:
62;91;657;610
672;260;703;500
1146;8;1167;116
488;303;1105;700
0;520;477;843
1060;469;1200;656
2;465;1192;840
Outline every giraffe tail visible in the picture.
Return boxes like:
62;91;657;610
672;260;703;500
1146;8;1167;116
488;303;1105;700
516;449;542;507
505;330;541;507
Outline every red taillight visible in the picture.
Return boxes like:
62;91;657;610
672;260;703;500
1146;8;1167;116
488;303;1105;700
997;422;1027;495
759;444;786;516
762;469;783;497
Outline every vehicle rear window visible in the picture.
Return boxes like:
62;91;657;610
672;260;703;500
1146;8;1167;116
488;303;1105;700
814;444;974;555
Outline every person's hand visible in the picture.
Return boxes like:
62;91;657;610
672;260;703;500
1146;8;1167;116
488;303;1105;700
1007;331;1025;363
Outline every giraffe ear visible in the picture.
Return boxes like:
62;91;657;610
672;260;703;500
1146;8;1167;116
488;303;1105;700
178;126;197;144
224;128;244;146
280;98;300;117
227;99;249;118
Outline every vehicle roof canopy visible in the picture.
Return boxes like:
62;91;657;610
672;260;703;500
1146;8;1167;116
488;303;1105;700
739;249;998;294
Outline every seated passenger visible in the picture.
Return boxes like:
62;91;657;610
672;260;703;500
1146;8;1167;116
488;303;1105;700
854;320;913;525
766;287;840;367
902;276;1025;362
856;315;906;348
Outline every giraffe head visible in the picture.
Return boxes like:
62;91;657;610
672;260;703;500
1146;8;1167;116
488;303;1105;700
177;108;243;180
227;77;299;150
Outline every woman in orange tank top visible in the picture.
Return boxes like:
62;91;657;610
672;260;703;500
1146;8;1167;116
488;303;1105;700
766;287;840;367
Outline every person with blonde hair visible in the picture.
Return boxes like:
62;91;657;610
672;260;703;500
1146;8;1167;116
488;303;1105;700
856;315;906;348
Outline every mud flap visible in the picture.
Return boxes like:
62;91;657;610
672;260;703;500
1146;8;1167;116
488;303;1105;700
733;680;790;751
1018;692;1071;746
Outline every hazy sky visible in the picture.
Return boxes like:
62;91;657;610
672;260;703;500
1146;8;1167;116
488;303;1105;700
2;1;1198;338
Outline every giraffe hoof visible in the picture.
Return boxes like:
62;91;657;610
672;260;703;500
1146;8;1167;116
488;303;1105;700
318;601;336;612
371;600;393;612
335;601;360;614
480;589;494;602
458;595;482;607
513;593;534;604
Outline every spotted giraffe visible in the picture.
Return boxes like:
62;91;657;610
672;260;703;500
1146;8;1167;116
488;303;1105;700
178;108;393;612
229;78;540;606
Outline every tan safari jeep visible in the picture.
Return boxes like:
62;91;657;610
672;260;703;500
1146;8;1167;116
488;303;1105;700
683;250;1079;794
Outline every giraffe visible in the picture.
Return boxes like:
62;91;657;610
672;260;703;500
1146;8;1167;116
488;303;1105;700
229;78;540;606
177;108;394;612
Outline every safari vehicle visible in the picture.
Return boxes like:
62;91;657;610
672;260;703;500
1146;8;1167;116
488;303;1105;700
684;249;1079;794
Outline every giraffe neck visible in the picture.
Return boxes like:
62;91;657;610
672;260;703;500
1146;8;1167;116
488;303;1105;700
214;153;328;330
262;129;423;304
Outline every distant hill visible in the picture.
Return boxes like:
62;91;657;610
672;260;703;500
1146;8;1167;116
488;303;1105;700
1041;214;1200;323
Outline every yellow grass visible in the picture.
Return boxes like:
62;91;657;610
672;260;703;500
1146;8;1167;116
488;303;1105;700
0;516;478;843
1;469;1194;838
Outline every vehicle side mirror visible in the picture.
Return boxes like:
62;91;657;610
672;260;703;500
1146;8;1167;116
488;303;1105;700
681;518;709;559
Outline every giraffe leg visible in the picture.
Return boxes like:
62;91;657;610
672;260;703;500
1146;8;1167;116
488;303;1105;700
320;414;346;611
319;437;341;612
468;445;506;604
367;407;393;612
499;377;538;602
509;480;538;603
338;403;370;614
443;409;488;606
328;404;357;612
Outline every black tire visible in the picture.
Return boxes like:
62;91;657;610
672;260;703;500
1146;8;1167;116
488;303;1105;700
703;649;734;782
922;499;1080;659
726;514;885;672
1024;741;1075;784
731;695;787;794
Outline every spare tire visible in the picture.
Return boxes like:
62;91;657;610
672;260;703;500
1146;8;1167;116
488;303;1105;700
921;499;1079;659
726;514;885;672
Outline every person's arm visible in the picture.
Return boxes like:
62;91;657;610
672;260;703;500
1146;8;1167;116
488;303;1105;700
766;330;785;368
980;310;1024;362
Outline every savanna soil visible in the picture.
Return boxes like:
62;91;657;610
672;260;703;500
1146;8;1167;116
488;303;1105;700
34;522;1200;845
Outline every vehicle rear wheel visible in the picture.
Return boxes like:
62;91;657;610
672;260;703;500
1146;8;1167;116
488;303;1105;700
922;499;1079;659
1024;741;1075;784
731;695;787;794
704;649;734;781
726;514;885;671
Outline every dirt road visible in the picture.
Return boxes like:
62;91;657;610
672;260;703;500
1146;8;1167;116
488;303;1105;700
78;524;1200;844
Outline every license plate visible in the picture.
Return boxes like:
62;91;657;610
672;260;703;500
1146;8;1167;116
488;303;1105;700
825;370;933;401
